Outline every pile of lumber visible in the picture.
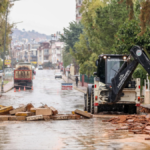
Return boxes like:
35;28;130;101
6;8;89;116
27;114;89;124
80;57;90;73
103;115;150;140
0;104;92;121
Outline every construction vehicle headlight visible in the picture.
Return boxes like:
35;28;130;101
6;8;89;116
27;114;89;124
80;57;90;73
103;56;107;59
123;56;127;60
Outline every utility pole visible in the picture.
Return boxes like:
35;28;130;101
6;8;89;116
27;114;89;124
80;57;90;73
1;4;8;93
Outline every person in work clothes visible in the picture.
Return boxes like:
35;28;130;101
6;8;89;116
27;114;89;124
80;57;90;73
75;76;79;87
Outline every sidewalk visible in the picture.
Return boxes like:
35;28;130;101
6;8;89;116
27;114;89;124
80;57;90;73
62;75;86;94
0;81;14;94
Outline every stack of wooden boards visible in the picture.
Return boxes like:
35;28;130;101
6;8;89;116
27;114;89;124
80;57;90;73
103;115;150;140
0;104;92;121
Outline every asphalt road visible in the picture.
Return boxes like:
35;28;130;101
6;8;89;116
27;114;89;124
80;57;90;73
0;70;149;150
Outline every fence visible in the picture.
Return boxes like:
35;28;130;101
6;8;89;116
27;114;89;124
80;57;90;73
80;74;94;84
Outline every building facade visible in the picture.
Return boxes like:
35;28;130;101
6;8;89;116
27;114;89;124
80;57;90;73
76;0;83;23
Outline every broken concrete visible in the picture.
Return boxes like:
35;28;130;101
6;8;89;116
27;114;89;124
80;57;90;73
9;106;26;115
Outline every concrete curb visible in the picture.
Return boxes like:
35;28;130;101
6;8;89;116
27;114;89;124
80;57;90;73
3;86;14;93
62;75;86;94
73;86;86;94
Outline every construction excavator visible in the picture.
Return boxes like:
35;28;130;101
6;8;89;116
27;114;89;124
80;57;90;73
84;45;150;114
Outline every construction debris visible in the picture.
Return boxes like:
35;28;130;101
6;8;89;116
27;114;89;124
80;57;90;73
140;106;150;113
26;115;43;121
0;106;13;114
102;115;150;140
75;109;92;118
9;106;26;115
36;108;52;116
0;104;92;122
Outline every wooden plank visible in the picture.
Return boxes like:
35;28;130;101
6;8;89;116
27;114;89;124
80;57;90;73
50;106;58;115
75;109;92;118
51;114;68;120
26;115;43;121
36;108;52;116
15;112;33;116
16;116;26;121
9;106;26;115
68;114;80;120
0;106;13;114
0;115;9;121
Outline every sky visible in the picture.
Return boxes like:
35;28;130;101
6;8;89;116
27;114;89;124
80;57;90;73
9;0;76;35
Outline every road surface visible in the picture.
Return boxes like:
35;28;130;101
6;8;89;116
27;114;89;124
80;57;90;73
0;70;149;150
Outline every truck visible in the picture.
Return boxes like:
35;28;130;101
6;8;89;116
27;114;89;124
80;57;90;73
84;45;150;114
14;63;33;89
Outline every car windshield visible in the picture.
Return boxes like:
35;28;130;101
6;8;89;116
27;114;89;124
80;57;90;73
106;58;125;84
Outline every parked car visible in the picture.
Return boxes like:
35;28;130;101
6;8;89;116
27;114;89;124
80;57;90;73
55;72;62;79
38;65;43;70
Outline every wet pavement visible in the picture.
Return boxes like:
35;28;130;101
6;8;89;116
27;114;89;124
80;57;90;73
0;70;150;150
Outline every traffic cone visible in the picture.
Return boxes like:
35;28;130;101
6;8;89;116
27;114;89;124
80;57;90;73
19;87;20;92
24;86;26;91
31;86;33;90
14;88;16;92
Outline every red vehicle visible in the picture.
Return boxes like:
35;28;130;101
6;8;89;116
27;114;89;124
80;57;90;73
14;63;33;88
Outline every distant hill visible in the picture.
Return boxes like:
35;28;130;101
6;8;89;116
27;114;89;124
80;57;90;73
12;28;51;43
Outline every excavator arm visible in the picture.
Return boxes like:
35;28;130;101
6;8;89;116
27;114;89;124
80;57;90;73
110;45;150;103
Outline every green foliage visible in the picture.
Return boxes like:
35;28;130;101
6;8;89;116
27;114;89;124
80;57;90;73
81;0;129;54
0;59;3;70
113;19;150;54
61;21;83;53
62;50;72;67
0;1;13;61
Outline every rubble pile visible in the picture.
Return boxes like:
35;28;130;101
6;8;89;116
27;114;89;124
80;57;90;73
103;115;150;140
0;104;92;121
140;106;150;113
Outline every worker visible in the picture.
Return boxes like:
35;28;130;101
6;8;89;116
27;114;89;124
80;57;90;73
75;76;79;87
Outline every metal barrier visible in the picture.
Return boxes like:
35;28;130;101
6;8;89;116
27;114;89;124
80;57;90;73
80;74;94;84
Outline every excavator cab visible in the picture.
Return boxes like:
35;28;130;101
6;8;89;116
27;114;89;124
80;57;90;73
96;54;128;85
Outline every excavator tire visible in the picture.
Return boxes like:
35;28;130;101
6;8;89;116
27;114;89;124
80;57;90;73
84;94;87;111
90;89;94;114
87;88;91;112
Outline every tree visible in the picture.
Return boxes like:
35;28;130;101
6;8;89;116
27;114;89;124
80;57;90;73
113;19;150;54
61;21;83;53
61;21;83;68
80;0;129;54
0;1;13;60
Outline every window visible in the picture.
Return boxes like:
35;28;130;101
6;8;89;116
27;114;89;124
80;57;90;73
106;59;124;84
79;0;81;4
97;58;105;83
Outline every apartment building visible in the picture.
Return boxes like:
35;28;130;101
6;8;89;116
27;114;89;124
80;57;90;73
76;0;83;23
50;41;64;64
37;42;50;65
